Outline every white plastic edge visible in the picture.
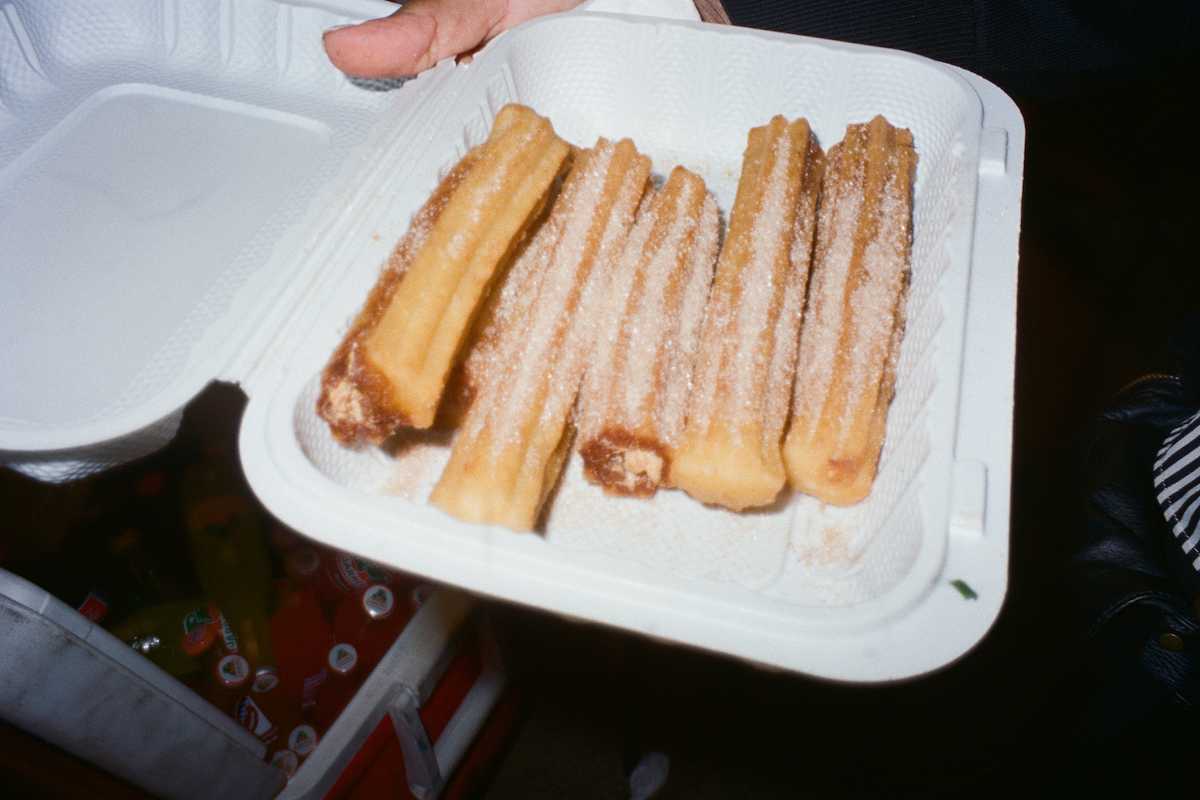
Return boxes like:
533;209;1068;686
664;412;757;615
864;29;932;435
580;0;701;21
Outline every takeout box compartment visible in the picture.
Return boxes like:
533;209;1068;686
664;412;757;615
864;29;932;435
0;0;1023;681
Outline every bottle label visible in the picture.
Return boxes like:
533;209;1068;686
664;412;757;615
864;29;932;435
236;696;279;744
216;612;239;653
288;724;318;758
329;554;391;595
182;602;219;634
328;643;358;674
76;592;109;623
181;624;216;658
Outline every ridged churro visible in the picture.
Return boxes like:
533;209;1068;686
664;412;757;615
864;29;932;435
317;104;570;443
670;116;824;511
576;166;719;497
429;138;652;531
783;115;917;506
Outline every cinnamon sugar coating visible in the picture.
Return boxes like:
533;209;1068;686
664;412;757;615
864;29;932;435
576;166;720;497
783;115;917;506
316;104;570;443
429;138;652;531
670;116;824;511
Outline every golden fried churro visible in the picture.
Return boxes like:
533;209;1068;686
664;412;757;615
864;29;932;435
429;138;652;531
783;115;917;506
576;166;719;497
670;116;823;511
317;104;570;442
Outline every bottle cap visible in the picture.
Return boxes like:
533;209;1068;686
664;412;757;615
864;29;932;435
361;585;395;620
269;749;299;777
327;643;358;676
215;654;251;689
410;584;435;610
288;724;318;758
252;666;281;693
287;548;320;579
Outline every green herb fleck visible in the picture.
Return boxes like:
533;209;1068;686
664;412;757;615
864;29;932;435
950;580;978;600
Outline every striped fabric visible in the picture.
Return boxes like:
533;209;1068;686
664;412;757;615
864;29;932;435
1154;407;1200;599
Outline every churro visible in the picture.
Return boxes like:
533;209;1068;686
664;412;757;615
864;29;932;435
783;115;917;506
670;116;824;511
429;138;652;531
317;104;570;443
576;166;720;497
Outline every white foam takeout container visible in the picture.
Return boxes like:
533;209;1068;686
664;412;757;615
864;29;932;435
0;0;1022;681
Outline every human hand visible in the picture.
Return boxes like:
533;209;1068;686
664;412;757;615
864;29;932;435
323;0;587;79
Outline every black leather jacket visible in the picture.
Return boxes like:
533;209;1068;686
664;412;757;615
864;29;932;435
1061;310;1200;796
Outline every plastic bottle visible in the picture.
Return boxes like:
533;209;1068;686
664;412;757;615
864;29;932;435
269;585;335;712
180;602;233;668
109;596;207;682
332;584;413;675
180;602;246;708
179;431;276;670
312;643;363;734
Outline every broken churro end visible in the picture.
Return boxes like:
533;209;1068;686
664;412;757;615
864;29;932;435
575;165;720;498
579;431;667;499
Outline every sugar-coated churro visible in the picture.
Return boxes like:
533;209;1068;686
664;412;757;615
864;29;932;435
429;138;652;531
670;116;824;511
576;166;720;497
317;104;570;443
783;114;917;506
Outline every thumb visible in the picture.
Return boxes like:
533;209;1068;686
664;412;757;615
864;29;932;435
323;0;495;80
323;0;586;80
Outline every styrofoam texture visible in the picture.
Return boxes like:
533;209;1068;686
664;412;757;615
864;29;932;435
236;12;1021;680
0;0;400;474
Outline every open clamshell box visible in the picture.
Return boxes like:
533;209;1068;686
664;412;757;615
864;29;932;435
0;0;1022;681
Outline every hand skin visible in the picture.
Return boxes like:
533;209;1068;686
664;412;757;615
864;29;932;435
323;0;586;79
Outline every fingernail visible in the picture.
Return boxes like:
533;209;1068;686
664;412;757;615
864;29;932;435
323;24;355;37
